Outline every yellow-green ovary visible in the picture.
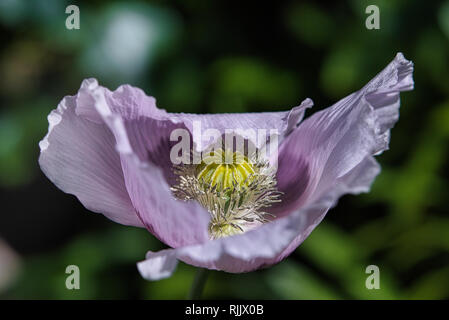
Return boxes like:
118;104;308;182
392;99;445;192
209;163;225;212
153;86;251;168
195;149;255;191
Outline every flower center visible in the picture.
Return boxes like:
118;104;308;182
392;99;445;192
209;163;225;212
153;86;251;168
195;149;255;192
171;148;281;240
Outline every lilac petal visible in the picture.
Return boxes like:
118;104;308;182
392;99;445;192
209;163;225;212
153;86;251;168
137;155;380;279
38;93;143;227
169;98;313;152
273;53;414;217
77;79;178;185
88;85;211;247
42;79;209;246
76;78;167;123
137;249;178;281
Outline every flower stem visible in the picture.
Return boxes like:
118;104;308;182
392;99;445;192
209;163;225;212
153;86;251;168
188;268;209;299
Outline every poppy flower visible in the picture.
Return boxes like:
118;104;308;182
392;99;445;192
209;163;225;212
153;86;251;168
39;53;414;280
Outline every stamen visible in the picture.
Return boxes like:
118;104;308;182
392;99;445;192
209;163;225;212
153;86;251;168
171;148;282;240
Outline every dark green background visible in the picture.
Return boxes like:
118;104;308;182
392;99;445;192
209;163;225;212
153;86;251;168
0;0;448;299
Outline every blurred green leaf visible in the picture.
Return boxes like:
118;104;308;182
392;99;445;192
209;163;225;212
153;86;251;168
406;266;449;299
320;44;364;98
265;261;341;299
211;58;301;113
438;0;449;41
0;100;53;187
285;3;334;47
301;224;400;299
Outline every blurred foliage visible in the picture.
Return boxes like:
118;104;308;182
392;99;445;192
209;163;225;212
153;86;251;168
0;0;448;299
